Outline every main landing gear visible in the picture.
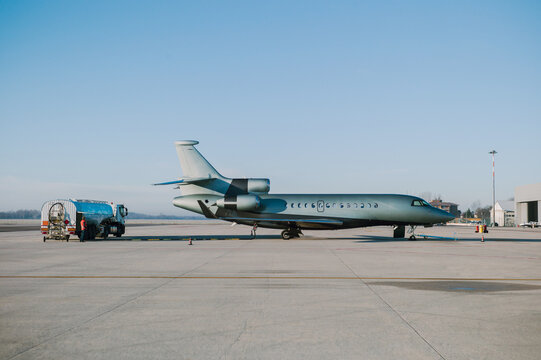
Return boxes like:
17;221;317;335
250;223;258;239
281;226;302;240
393;225;405;238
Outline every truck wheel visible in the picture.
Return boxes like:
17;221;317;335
116;224;124;237
103;228;109;240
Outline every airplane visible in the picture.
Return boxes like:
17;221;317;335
154;140;455;240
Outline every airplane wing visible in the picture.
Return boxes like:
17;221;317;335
198;200;218;219
221;217;343;226
197;200;343;227
197;200;343;226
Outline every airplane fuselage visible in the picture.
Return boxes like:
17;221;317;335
173;193;454;230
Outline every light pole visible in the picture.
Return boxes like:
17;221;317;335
489;150;497;226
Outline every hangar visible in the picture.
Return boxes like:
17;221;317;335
515;183;541;225
492;200;515;227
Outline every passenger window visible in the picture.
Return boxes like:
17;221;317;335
374;203;378;208
354;203;358;208
333;203;336;208
311;203;315;208
340;203;344;208
360;203;364;208
347;203;351;208
305;203;308;208
326;203;330;208
367;203;371;208
291;203;294;208
298;203;301;208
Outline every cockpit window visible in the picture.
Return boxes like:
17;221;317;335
411;199;430;207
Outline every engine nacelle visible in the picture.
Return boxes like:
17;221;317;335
228;178;270;194
216;195;261;211
247;178;270;193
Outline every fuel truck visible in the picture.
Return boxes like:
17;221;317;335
40;199;128;241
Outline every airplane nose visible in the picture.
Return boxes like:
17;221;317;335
436;208;455;223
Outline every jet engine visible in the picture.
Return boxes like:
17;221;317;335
228;178;270;194
216;195;261;211
247;178;270;193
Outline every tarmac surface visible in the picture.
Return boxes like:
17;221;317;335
1;221;541;360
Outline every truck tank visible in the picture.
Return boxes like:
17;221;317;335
73;201;115;227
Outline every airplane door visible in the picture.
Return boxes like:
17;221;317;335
317;200;324;213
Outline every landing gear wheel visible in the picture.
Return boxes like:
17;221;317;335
409;235;416;241
281;230;291;240
43;236;46;242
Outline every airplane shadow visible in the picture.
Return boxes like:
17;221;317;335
87;234;285;241
79;234;541;243
353;235;541;243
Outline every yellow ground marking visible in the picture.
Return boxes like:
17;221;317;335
1;275;540;281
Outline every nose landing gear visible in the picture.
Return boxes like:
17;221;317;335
408;225;418;240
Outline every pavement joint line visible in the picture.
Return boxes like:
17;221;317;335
5;276;176;360
328;248;446;360
2;242;249;360
1;275;541;281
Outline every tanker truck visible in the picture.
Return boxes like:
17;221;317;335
40;199;128;241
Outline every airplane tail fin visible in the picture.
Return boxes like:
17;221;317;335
174;140;222;179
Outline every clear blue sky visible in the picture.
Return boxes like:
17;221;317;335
1;0;540;214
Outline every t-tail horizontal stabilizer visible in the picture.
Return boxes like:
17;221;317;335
152;177;213;186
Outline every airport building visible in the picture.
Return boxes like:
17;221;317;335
515;183;541;225
491;200;515;227
429;200;459;217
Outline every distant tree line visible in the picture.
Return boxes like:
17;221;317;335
0;210;204;220
126;212;204;220
462;206;491;223
0;210;40;219
475;206;492;222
